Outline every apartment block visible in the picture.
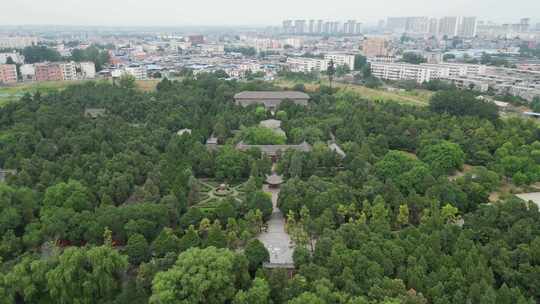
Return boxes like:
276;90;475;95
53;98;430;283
362;37;391;58
34;63;64;82
79;62;96;79
446;77;489;92
342;20;362;35
112;65;147;80
420;63;486;77
308;20;315;33
369;62;449;83
0;64;18;84
316;20;324;33
386;17;428;34
459;17;478;37
61;62;77;81
438;17;459;37
20;64;35;81
294;20;307;34
283;20;294;34
428;18;439;36
324;54;355;70
286;57;327;73
386;17;408;33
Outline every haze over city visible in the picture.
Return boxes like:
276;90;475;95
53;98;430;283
2;0;540;26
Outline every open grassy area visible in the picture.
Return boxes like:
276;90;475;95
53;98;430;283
274;79;433;106
0;80;87;106
136;79;160;92
0;79;161;106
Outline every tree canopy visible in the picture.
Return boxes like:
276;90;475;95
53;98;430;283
0;74;539;304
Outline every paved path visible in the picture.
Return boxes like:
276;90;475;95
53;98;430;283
257;184;294;264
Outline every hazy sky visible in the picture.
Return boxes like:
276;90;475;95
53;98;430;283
3;0;539;26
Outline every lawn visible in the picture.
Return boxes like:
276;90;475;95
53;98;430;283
0;80;86;105
136;79;160;92
0;79;161;106
274;79;433;106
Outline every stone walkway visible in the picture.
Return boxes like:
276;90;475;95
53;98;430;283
257;184;294;264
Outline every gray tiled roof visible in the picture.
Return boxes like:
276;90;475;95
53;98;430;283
234;91;309;100
236;141;312;156
265;173;284;185
84;108;106;118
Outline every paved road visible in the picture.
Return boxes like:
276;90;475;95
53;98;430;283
257;184;294;264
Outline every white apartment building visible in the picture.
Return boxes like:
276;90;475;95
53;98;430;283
439;17;459;37
446;76;489;92
370;62;450;83
61;62;77;81
420;63;487;77
122;65;147;80
424;52;443;64
428;18;439;36
459;17;478;37
0;53;24;64
324;54;355;70
79;62;96;79
19;64;35;81
287;57;327;73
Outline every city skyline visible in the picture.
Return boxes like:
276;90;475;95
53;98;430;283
2;0;540;27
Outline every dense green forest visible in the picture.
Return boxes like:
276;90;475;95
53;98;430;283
0;74;539;304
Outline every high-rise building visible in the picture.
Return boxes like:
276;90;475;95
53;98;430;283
323;22;332;33
331;22;341;34
283;20;293;34
354;23;363;35
316;20;324;34
0;64;18;84
386;17;428;34
308;20;315;34
377;20;386;30
520;18;530;32
343;20;354;34
281;19;361;35
342;20;362;35
459;17;478;37
407;17;429;33
439;17;459;37
294;20;306;34
386;17;408;32
428;18;439;36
